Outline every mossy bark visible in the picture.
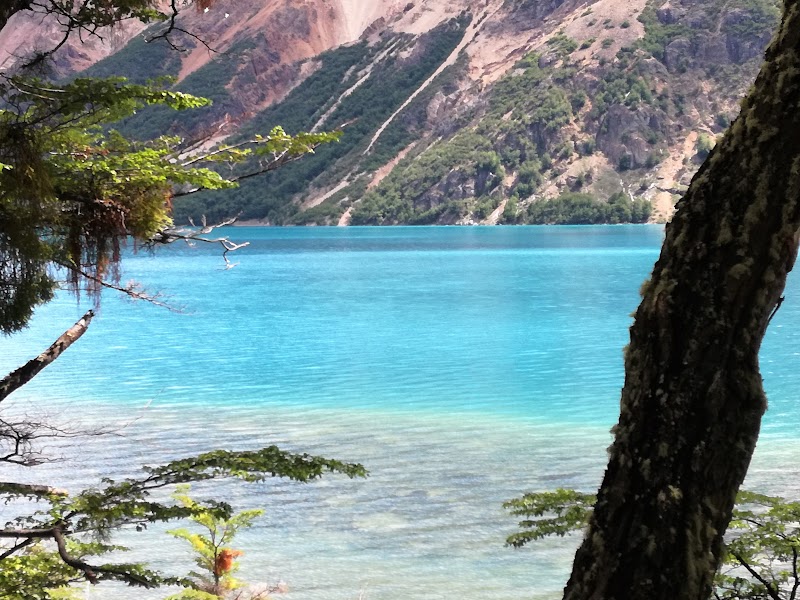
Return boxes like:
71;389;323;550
563;4;800;600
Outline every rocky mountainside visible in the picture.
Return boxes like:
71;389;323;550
1;0;779;225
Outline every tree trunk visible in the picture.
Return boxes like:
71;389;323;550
563;5;800;600
0;310;93;403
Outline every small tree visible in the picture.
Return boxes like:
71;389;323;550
166;486;268;600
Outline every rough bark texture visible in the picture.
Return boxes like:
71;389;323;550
563;5;800;600
0;309;93;402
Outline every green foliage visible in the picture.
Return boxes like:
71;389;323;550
501;195;520;223
547;32;579;56
589;64;653;118
696;132;716;159
116;39;255;142
636;0;779;62
0;48;338;333
716;113;732;129
0;75;217;332
513;158;543;198
488;56;572;129
720;0;780;39
524;192;651;224
166;486;263;598
504;489;595;547
717;491;800;600
175;18;469;224
507;489;800;600
352;131;492;224
577;138;596;156
0;541;113;600
0;67;334;332
353;48;579;224
80;34;181;84
636;4;693;61
1;448;365;594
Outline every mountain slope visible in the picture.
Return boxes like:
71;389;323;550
1;0;780;225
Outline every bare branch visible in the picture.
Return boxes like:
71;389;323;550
52;261;182;311
0;412;117;466
0;310;94;404
0;524;156;586
730;551;783;600
145;0;216;53
0;482;68;497
0;526;61;539
0;537;34;560
149;216;249;269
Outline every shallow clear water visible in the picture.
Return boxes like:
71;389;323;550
2;225;800;599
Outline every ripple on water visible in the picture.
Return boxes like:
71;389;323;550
2;226;800;599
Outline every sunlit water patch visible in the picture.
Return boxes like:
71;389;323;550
2;226;800;599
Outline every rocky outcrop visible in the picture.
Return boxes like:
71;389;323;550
416;168;475;210
595;105;668;169
658;0;776;72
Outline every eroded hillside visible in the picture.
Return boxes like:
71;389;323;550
1;0;780;225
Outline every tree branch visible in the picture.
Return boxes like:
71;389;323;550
145;0;216;53
0;481;68;497
0;310;94;403
149;216;249;269
0;526;61;539
0;524;156;586
0;537;34;560
51;525;98;584
730;551;782;600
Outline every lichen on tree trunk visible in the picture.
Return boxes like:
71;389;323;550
563;4;800;600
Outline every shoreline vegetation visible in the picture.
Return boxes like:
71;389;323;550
230;192;653;226
230;221;660;226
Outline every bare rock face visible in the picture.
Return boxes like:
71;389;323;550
596;105;667;169
416;168;475;211
508;0;570;28
658;0;775;73
721;9;773;64
656;3;685;25
362;16;387;38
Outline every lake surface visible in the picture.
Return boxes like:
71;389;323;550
3;225;800;600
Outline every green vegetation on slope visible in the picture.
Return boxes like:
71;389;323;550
515;192;651;224
352;51;577;225
80;32;182;83
173;16;470;224
77;0;782;227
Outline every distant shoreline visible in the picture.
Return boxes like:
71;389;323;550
228;220;668;227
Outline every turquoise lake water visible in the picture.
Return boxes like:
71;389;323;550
3;225;800;599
